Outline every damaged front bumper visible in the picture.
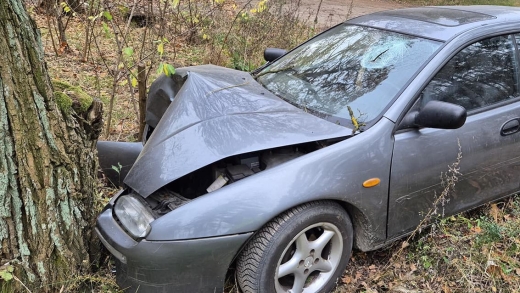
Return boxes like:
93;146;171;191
96;191;253;293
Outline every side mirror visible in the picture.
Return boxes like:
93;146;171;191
400;100;467;130
264;48;287;62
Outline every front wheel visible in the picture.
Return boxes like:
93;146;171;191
237;201;353;293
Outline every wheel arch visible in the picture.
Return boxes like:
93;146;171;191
335;200;381;252
232;200;355;293
227;198;377;276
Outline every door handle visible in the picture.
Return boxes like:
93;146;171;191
501;118;520;136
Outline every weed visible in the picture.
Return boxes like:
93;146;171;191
202;0;317;70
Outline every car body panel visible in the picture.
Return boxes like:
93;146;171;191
96;194;253;293
389;101;520;237
350;6;520;42
145;117;395;250
97;141;142;187
124;65;353;197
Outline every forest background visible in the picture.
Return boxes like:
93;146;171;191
1;0;520;292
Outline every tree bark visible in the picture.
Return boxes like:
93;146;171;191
137;63;147;141
0;0;101;291
39;1;69;55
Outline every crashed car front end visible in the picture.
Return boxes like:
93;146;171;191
95;65;355;292
96;190;253;293
124;65;353;198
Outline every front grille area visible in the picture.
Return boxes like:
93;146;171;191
147;188;192;215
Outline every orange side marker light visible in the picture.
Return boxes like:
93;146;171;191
363;178;381;188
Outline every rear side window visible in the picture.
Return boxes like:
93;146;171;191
421;35;518;111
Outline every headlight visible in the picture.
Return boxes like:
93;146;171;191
114;194;155;238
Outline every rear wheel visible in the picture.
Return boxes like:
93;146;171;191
237;201;353;293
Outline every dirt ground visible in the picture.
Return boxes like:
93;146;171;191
239;0;406;28
295;0;405;26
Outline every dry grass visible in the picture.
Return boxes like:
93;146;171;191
335;196;520;293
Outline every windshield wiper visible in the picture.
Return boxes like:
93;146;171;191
254;67;298;79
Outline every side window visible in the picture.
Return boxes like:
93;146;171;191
421;35;518;111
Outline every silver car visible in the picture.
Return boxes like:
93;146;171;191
96;5;520;293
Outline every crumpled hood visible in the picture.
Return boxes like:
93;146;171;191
124;65;352;197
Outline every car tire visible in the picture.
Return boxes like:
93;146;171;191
236;201;353;293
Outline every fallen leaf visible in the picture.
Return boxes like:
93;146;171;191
471;226;482;234
355;272;362;280
489;203;500;222
342;275;352;284
401;241;410;249
410;263;417;272
393;285;421;293
486;260;501;277
443;283;452;293
373;274;382;282
58;41;69;55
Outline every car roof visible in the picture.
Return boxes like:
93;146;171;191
347;6;520;41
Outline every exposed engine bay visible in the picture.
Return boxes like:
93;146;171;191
143;139;342;216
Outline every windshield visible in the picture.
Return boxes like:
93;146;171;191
256;24;441;128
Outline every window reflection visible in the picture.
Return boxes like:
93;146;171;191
256;25;441;127
421;35;518;111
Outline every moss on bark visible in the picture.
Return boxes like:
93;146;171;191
52;80;93;113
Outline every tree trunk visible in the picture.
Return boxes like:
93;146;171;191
39;1;69;54
137;63;147;141
0;1;102;291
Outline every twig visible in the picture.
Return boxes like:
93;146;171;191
388;139;462;265
80;0;96;62
104;0;140;137
314;0;324;26
13;275;32;293
216;0;255;65
346;0;354;20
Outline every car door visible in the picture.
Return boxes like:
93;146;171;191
387;34;520;239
